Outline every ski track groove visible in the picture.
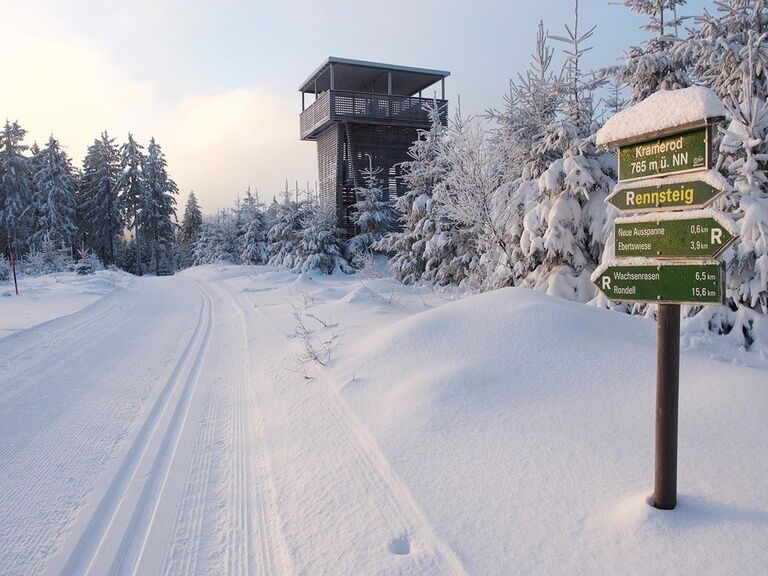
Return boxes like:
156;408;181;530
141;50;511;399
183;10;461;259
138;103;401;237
160;355;222;576
113;282;214;576
56;280;212;576
216;282;295;576
234;282;466;575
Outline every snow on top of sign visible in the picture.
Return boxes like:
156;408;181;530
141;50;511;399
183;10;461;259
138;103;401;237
610;169;732;194
597;87;726;148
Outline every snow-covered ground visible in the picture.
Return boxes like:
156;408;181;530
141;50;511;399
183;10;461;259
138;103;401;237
0;270;133;340
0;265;765;575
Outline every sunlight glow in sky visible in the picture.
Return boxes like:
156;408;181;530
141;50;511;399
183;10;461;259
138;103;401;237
1;0;712;214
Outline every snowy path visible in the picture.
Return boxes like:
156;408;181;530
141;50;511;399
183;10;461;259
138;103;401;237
0;272;464;575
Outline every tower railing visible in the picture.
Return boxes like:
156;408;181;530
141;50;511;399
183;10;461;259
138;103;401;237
300;90;447;140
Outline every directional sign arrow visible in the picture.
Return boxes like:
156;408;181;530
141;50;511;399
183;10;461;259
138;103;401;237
606;170;731;214
614;209;736;259
591;259;725;305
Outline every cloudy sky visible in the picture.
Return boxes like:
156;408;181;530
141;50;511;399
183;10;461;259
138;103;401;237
1;0;711;213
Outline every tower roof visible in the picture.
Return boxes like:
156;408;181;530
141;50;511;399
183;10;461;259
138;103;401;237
299;57;449;97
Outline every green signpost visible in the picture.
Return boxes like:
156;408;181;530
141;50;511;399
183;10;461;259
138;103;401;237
593;261;724;305
596;96;732;511
606;173;727;212
618;127;709;181
614;213;734;259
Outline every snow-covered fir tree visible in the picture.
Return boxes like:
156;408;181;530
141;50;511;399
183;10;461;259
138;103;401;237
238;188;269;265
620;0;690;104
349;158;393;259
679;0;768;103
142;138;178;275
432;112;504;289
116;133;147;274
194;209;239;264
30;136;79;252
267;186;304;269
0;120;34;256
297;197;350;275
379;100;448;284
702;32;768;347
178;191;203;268
517;0;616;302
489;22;563;288
79;132;122;265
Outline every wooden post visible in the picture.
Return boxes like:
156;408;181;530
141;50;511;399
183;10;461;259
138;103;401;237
8;241;18;295
653;303;680;510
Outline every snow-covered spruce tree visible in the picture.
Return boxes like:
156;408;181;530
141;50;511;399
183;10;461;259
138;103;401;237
378;99;448;284
194;209;239;264
297;198;350;275
517;1;615;302
432;112;507;290
679;0;768;104
22;234;75;275
31;136;79;252
701;34;768;347
488;21;563;288
142;138;178;275
192;218;214;264
411;109;482;288
178;191;203;268
0;120;34;256
116;133;148;275
238;188;269;265
620;0;690;104
80;132;122;265
349;159;393;260
267;187;304;269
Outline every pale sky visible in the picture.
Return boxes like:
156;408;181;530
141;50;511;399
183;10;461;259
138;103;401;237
1;0;712;214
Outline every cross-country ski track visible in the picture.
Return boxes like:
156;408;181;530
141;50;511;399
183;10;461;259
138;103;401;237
0;270;466;575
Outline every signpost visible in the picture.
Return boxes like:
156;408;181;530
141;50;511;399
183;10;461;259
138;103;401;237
614;212;735;259
594;90;733;511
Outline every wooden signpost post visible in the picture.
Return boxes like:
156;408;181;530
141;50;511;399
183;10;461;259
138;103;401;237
594;88;734;510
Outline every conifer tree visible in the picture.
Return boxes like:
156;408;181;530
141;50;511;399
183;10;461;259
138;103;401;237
238;188;269;265
297;198;350;275
80;132;122;265
349;158;393;258
379;100;448;284
178;191;203;268
518;0;615;302
0;120;34;256
116;133;147;274
142;138;178;274
267;186;304;269
31;136;79;251
703;31;768;347
620;0;690;103
681;0;768;103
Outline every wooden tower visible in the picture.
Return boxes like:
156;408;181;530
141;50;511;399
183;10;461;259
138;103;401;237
299;57;449;234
